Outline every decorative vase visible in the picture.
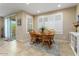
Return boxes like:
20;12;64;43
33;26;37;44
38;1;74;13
41;27;45;33
74;21;79;32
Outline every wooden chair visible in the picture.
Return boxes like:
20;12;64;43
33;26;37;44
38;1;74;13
29;31;42;44
36;34;42;43
42;34;54;48
29;31;37;44
47;30;55;43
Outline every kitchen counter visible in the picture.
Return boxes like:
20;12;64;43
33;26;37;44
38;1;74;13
70;32;79;36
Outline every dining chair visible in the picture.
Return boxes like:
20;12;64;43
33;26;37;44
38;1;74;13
42;35;54;48
29;31;37;44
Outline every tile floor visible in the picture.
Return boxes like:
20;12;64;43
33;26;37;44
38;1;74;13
0;38;74;56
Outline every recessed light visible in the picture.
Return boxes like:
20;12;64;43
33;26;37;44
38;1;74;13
37;10;40;13
57;4;61;7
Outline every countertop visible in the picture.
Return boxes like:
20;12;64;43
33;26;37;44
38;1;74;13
70;32;79;37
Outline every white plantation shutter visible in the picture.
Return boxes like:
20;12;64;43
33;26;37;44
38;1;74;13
48;15;55;29
43;16;48;27
37;16;48;29
54;13;63;34
27;15;33;31
37;13;63;34
37;17;43;29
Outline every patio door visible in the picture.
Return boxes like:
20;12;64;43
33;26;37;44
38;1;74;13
4;15;16;40
10;18;16;40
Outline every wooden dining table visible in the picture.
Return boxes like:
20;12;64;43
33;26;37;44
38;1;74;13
29;30;55;48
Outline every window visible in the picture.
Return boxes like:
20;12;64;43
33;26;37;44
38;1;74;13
27;16;33;32
37;13;63;34
37;16;48;29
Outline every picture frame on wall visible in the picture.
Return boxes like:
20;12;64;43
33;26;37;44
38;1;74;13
17;18;21;26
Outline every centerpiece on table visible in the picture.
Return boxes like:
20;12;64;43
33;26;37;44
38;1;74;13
40;27;45;33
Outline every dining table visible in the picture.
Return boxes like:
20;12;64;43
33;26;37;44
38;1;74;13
29;29;55;48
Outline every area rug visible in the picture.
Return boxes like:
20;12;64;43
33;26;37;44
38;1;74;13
25;39;60;56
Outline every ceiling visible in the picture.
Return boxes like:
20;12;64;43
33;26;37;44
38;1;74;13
0;3;78;17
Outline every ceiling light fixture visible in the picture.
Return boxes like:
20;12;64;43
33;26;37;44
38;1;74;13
57;4;61;7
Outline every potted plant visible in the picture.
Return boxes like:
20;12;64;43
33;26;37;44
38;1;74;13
41;27;45;33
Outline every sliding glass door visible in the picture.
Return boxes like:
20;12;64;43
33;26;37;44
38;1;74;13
10;18;16;39
4;17;11;40
4;16;16;40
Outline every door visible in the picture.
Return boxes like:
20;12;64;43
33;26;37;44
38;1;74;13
10;18;16;40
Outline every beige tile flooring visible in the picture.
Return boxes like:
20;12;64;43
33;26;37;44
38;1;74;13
59;39;75;56
0;38;74;56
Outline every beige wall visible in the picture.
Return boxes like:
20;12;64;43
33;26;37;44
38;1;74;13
16;12;25;42
76;4;79;15
34;7;76;41
63;7;76;41
16;11;32;43
0;17;4;38
76;4;79;32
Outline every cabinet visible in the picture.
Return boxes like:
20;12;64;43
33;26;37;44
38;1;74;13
70;32;79;55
